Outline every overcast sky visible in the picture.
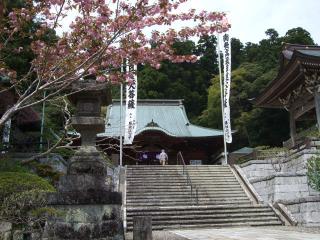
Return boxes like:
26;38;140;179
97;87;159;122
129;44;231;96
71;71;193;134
58;0;320;44
185;0;320;44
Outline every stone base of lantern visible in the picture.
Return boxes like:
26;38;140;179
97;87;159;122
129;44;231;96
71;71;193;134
43;147;124;240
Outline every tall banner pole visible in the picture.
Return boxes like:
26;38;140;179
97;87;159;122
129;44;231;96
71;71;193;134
40;91;46;152
119;60;125;166
217;34;228;165
120;82;123;166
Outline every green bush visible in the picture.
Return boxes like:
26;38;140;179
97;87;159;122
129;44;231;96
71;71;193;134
307;157;320;191
0;157;28;173
0;172;56;232
0;172;55;203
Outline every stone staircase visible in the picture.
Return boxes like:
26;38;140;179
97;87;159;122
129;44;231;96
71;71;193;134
125;165;282;231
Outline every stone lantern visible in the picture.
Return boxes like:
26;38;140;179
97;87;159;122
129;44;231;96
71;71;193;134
44;77;124;240
67;79;109;176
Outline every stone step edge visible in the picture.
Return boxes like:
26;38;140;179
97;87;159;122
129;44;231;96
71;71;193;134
126;204;268;211
125;221;282;231
126;217;281;226
126;212;277;220
126;194;248;198
127;208;274;216
126;197;250;202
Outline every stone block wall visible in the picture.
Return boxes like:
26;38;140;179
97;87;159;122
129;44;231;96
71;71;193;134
279;197;320;227
250;174;313;202
239;160;276;181
0;222;12;240
239;147;320;226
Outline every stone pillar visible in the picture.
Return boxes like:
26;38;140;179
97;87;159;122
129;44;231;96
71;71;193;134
133;216;152;240
289;110;296;145
314;91;320;132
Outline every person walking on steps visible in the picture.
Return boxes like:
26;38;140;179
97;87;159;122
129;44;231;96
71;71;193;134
159;149;168;166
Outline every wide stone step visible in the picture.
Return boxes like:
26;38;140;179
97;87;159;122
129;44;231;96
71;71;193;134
127;188;246;194
126;204;269;212
127;207;273;216
127;197;248;201
127;187;244;193
126;220;282;231
127;192;248;198
127;211;276;221
128;182;241;187
127;169;232;172
127;177;237;181
126;192;247;198
127;168;231;171
126;200;252;207
126;216;281;227
127;167;231;170
126;196;249;203
126;174;236;179
127;165;230;169
127;194;247;200
127;179;239;186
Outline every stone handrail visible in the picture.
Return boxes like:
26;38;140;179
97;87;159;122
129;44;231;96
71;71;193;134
232;165;264;204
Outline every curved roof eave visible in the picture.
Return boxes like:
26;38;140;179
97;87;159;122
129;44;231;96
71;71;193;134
135;126;178;137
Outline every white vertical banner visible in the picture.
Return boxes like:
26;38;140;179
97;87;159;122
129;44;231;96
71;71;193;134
222;32;232;143
124;62;138;145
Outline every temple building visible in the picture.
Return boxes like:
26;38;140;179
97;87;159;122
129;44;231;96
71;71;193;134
0;74;40;151
98;99;224;165
255;44;320;148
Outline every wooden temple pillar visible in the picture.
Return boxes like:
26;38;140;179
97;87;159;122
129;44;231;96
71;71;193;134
314;91;320;132
289;109;296;145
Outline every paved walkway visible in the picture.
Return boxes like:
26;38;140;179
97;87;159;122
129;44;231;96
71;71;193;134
171;227;320;240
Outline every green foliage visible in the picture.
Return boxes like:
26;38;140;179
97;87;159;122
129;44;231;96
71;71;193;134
196;27;315;149
0;157;28;173
0;172;55;203
196;61;289;148
138;36;218;120
283;27;315;45
0;190;59;229
0;172;56;230
307;157;320;192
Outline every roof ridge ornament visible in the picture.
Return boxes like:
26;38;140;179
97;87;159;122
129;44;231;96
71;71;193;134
146;119;159;127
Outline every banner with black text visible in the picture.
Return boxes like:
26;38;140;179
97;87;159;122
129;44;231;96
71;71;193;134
124;64;138;145
222;32;232;143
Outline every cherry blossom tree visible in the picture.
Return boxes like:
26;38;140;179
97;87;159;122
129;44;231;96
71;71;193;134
0;0;230;127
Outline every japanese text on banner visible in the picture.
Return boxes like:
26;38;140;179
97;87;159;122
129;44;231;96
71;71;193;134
222;32;232;143
124;64;138;144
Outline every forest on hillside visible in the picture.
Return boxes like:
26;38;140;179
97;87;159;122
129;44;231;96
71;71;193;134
135;27;316;150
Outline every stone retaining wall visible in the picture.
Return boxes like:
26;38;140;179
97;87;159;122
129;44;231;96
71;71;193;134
278;197;320;227
239;146;320;226
249;173;319;202
240;148;319;182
